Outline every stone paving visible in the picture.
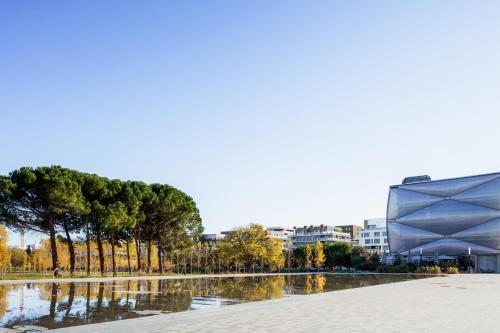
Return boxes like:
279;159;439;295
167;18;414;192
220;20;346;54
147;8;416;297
44;274;500;333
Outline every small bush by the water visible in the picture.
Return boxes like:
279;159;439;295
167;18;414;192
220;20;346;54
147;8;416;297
446;266;459;274
416;266;443;274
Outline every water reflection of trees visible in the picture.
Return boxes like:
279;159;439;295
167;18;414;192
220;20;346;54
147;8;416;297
0;285;8;319
286;273;420;295
209;276;285;301
0;276;289;329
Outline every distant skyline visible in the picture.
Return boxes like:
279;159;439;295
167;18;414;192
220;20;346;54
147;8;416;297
2;1;500;246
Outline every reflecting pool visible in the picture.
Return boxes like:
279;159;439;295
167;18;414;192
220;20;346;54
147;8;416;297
0;274;425;330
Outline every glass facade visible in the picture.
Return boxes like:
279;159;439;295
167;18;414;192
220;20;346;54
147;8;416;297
387;172;500;256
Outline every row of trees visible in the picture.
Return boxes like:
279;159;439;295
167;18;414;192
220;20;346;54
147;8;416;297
0;166;203;276
291;241;381;271
1;224;384;277
0;224;286;275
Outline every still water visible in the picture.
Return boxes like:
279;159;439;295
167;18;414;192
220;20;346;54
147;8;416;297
0;274;424;330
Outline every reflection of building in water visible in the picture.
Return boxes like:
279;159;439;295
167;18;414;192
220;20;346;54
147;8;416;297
190;297;238;310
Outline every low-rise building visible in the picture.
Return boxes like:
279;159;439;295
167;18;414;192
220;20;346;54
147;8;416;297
359;218;389;254
200;233;225;245
290;225;351;247
335;224;362;242
266;226;294;248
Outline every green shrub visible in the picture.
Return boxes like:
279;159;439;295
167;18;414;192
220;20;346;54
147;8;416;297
446;266;459;274
376;263;416;273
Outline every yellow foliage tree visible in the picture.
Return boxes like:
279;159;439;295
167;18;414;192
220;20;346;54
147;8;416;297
305;245;313;271
0;226;9;271
9;247;26;271
265;237;285;270
32;240;53;272
219;224;285;272
314;240;325;271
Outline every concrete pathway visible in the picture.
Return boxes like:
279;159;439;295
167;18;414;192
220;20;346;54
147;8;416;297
47;274;500;333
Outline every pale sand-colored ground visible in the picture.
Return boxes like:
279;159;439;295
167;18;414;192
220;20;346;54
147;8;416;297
37;274;499;333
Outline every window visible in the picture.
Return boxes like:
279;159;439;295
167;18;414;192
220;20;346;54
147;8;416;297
383;232;387;236
384;238;387;244
373;239;380;244
363;232;370;237
365;239;371;244
374;232;380;237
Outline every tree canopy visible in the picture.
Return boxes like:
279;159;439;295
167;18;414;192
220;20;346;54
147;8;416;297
0;166;203;276
218;224;284;272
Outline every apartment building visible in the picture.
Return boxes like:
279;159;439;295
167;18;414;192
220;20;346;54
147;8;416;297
359;218;389;254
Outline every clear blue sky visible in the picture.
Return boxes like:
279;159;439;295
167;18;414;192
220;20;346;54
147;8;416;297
2;1;500;246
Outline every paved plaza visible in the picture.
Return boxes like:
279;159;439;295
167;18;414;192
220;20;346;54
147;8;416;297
41;274;499;333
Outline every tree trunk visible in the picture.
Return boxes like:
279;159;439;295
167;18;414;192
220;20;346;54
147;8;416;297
136;281;141;307
96;225;105;276
96;282;104;311
157;242;163;274
86;282;90;322
66;282;75;317
126;280;130;304
111;234;116;277
63;220;76;276
126;240;132;275
49;283;58;317
134;230;142;272
48;219;59;272
86;218;91;276
147;241;152;273
111;281;116;302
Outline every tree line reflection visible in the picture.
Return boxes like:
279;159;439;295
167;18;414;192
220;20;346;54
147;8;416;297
0;274;422;329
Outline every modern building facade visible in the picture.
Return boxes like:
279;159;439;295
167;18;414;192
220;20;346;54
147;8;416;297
359;218;389;254
387;172;500;272
266;226;294;248
200;233;225;245
290;225;351;247
335;225;362;241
